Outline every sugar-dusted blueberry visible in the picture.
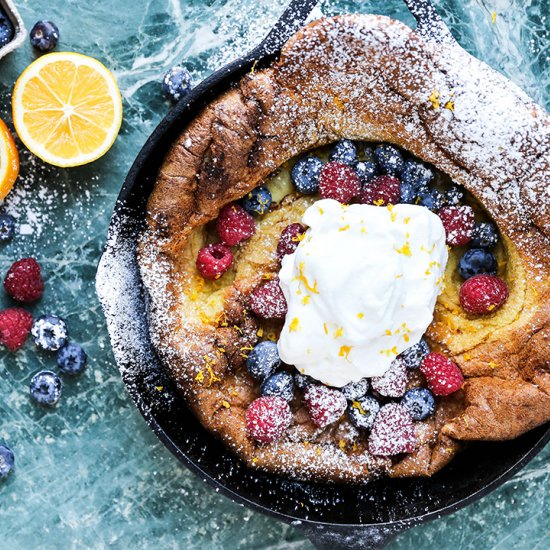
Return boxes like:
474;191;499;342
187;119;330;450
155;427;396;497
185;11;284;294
246;341;281;380
0;11;14;47
361;143;376;163
341;378;369;401
0;214;15;242
471;222;499;249
401;160;433;189
444;185;464;206
0;443;14;479
29;21;59;52
242;186;272;215
458;248;497;279
399;338;430;369
261;371;294;402
347;396;380;430
294;371;315;390
162;66;192;102
355;161;378;185
329;139;358;165
401;388;436;421
291;156;324;194
57;342;87;375
374;144;404;176
29;370;62;406
31;315;68;351
399;182;416;204
418;189;444;211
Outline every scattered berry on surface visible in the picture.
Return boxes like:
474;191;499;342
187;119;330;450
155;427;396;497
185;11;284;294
438;205;475;246
318;161;361;203
246;396;291;444
29;20;59;51
341;378;369;401
401;160;433;189
458;248;497;279
246;341;281;380
444;185;464;206
399;182;416;204
261;371;294;402
420;353;464;396
0;214;15;242
374;144;404;176
355;160;378;185
471;222;499;249
29;370;62;406
418;189;444;212
401;388;436;421
358;175;400;206
371;358;408;397
294;371;315;390
216;203;255;246
57;342;87;375
304;385;347;428
0;443;14;479
329;139;358;165
31;315;68;351
249;278;288;319
277;223;306;257
0;11;14;47
0;308;33;351
399;338;430;370
368;403;416;456
291;156;324;194
4;258;44;303
161;65;192;102
459;274;508;315
196;243;233;280
347;396;380;430
242;186;272;215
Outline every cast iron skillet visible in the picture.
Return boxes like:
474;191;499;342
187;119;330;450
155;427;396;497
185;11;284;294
96;1;550;548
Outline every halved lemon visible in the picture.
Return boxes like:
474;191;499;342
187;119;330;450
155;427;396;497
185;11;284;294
12;52;123;168
0;118;20;201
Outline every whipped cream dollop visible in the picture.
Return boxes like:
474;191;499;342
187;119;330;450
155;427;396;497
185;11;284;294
277;199;448;387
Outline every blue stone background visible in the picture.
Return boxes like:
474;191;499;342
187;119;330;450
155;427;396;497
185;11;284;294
0;0;548;547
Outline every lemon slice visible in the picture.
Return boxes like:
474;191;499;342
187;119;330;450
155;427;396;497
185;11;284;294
12;52;123;168
0;119;20;201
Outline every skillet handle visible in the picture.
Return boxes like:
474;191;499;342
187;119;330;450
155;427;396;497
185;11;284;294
402;0;456;44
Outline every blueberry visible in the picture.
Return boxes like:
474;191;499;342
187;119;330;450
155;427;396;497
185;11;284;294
458;248;498;279
374;144;404;176
0;11;14;48
361;144;376;163
401;160;433;189
399;182;416;204
29;370;62;406
329;139;358;165
471;222;499;249
445;185;464;206
347;396;380;430
418;189;444;211
0;443;14;479
29;21;59;52
246;341;280;380
57;342;87;375
355;161;378;185
294;371;315;390
401;388;435;420
399;338;430;370
242;186;272;215
162;66;192;102
291;156;324;194
31;315;69;351
0;214;15;242
341;378;369;401
261;371;294;401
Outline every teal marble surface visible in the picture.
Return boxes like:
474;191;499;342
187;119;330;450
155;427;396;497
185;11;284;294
0;0;548;548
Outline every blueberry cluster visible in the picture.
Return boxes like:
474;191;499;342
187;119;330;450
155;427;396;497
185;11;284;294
458;222;499;279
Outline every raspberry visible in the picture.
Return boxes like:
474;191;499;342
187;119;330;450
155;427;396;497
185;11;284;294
277;223;306;257
3;258;44;303
304;385;347;428
318;161;361;203
459;274;508;315
368;403;416;456
420;352;464;396
358;175;401;206
245;396;292;443
216;203;255;246
196;243;233;280
0;308;33;351
438;205;475;246
249;278;287;319
371;358;408;397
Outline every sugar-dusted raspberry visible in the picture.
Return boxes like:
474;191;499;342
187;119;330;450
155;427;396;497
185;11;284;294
371;358;408;397
249;278;287;319
420;352;464;396
459;274;509;315
277;223;306;257
368;403;416;456
3;258;44;303
304;385;347;428
196;243;233;280
438;205;475;246
216;203;256;246
358;175;401;206
245;396;292;443
0;308;33;351
318;161;361;203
